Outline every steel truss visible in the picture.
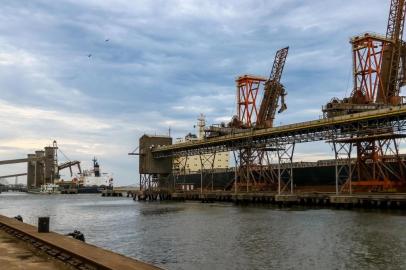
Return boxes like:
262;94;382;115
154;109;406;158
350;34;391;104
154;108;406;193
331;141;353;194
277;142;295;194
236;75;266;127
139;173;159;192
198;151;217;192
332;133;406;193
232;145;278;192
173;155;189;190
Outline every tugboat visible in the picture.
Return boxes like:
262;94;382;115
40;183;61;194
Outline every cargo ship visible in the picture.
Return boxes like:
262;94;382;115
169;156;406;192
57;157;113;194
171;159;336;192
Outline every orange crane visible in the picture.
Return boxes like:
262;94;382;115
205;47;289;138
323;0;406;117
378;0;406;103
205;47;289;137
256;47;289;128
324;0;406;192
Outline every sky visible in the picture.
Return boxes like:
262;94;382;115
0;0;397;185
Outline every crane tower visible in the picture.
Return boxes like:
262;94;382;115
327;0;406;192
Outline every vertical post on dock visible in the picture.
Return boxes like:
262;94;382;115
349;143;352;195
200;168;203;195
331;139;353;194
335;164;339;195
199;151;203;195
278;158;281;195
277;142;295;195
333;142;339;195
232;150;238;194
290;143;295;195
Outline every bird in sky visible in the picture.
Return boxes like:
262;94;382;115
105;39;109;42
87;54;92;58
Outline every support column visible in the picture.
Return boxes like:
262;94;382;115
34;151;45;188
27;154;36;189
198;151;217;192
331;134;406;193
277;142;295;195
232;151;239;194
332;141;353;194
173;154;189;191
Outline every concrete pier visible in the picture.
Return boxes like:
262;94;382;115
0;215;162;270
169;191;406;209
0;229;71;270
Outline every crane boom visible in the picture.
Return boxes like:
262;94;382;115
256;47;289;128
386;0;406;41
379;0;406;102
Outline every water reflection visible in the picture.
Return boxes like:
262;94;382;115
0;193;405;270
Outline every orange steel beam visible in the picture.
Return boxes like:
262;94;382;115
236;75;266;128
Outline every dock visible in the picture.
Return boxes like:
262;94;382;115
0;229;70;270
0;215;162;270
168;191;406;209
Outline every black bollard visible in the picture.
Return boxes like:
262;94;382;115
38;217;50;233
14;215;23;222
67;230;85;242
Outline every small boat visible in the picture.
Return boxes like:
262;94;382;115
39;183;61;194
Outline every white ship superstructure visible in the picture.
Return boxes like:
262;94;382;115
79;158;113;187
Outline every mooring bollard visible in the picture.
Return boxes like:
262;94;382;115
38;217;50;233
66;230;86;242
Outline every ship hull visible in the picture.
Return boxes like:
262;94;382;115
170;165;337;191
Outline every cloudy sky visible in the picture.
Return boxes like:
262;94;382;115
0;0;396;185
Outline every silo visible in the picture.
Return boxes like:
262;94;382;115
35;151;45;187
44;146;57;184
27;154;36;189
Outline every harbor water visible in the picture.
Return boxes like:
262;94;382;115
0;193;405;270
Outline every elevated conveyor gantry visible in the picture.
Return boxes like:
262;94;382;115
153;106;406;158
150;106;406;193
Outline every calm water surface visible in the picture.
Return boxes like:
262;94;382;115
0;192;405;270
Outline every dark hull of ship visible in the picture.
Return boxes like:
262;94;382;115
170;165;337;191
77;186;105;194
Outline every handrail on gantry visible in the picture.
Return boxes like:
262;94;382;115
152;105;406;157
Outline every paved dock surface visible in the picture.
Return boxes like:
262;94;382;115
0;229;70;270
0;215;162;270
